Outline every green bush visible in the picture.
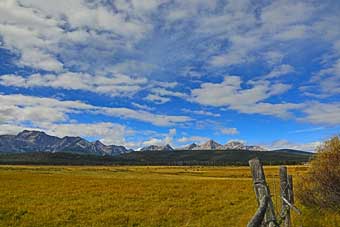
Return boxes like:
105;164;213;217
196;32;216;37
297;136;340;210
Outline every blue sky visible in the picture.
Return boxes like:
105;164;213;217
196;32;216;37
0;0;339;151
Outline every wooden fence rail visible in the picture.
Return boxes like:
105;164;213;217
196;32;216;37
247;196;270;227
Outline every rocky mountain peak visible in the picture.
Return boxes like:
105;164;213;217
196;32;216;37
184;143;198;150
17;130;46;139
181;139;267;151
200;139;222;150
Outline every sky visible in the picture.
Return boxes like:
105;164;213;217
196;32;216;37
0;0;339;151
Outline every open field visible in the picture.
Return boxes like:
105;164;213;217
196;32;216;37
0;165;339;227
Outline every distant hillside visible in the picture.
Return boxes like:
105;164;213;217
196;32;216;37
0;149;313;166
115;149;312;165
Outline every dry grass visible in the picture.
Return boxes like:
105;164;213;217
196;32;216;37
0;165;338;227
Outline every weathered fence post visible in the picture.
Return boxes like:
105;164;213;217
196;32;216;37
279;166;291;227
287;175;294;205
249;158;277;227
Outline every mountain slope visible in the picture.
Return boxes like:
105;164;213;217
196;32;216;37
223;141;266;151
197;140;223;150
140;144;174;151
183;139;267;151
0;130;127;155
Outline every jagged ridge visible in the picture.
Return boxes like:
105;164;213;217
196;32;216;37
181;140;266;151
0;130;127;155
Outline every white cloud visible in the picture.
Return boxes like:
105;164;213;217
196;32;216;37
142;137;163;146
20;0;150;39
266;139;321;152
300;102;340;125
47;122;132;146
264;64;295;79
261;1;315;30
263;51;284;66
308;59;340;96
165;0;218;22
0;124;41;136
142;128;176;146
110;60;156;76
145;87;188;104
153;81;179;88
0;0;154;72
190;75;294;118
0;72;147;96
131;102;154;111
0;0;64;71
0;94;192;127
274;25;308;41
208;35;259;67
198;0;320;69
290;127;325;134
181;108;220;117
177;136;209;144
144;94;171;104
220;127;239;135
231;102;302;119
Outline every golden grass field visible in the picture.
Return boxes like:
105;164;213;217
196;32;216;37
0;165;339;227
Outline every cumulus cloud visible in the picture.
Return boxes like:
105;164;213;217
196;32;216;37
181;108;220;117
144;86;189;104
308;59;340;96
299;102;340;125
177;136;209;145
0;0;154;72
142;128;176;146
264;64;295;79
131;102;154;111
220;127;239;135
0;72;147;96
144;94;171;104
0;94;192;127
47;122;132;146
190;75;295;118
266;140;321;152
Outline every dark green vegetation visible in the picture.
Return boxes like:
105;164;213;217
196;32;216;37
0;149;312;166
297;136;340;210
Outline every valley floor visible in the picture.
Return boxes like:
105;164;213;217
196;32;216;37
0;165;338;227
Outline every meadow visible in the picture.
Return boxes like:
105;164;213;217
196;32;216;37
0;165;339;227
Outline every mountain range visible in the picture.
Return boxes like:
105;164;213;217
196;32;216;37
0;130;271;155
0;130;128;155
180;140;266;151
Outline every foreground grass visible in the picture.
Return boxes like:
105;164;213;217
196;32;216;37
0;165;339;227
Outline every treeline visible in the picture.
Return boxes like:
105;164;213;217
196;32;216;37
0;149;312;166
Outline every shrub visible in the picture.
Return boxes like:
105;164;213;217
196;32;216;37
297;136;340;210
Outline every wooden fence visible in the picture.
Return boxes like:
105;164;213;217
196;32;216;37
247;158;301;227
